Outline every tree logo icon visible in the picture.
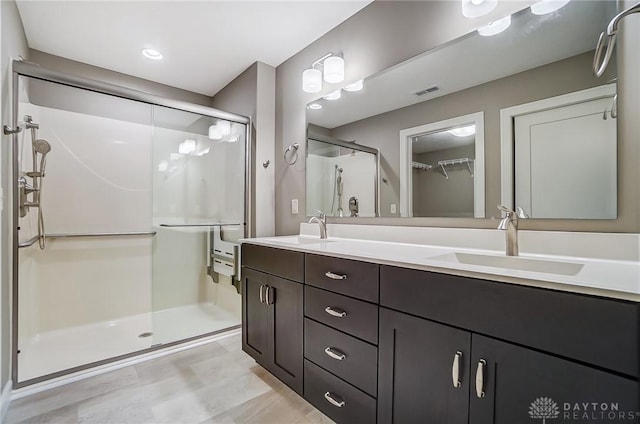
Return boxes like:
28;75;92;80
529;397;560;423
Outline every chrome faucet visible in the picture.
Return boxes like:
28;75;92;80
308;209;327;239
497;205;527;256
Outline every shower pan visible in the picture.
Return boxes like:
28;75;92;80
9;61;250;387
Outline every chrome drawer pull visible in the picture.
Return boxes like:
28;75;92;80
475;359;486;398
259;285;265;304
324;347;346;361
324;391;345;408
265;286;272;305
324;306;347;318
452;351;462;388
325;271;347;280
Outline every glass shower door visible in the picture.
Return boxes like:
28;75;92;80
150;106;245;346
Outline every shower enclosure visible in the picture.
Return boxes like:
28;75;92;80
10;62;249;386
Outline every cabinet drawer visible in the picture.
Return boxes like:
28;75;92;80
380;265;639;377
305;254;379;302
242;244;304;283
305;286;378;344
304;359;376;424
304;318;377;397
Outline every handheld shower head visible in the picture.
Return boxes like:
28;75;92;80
33;139;51;175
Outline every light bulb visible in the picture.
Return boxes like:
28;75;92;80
530;0;571;15
302;68;322;93
447;125;476;137
461;0;497;18
323;56;345;84
217;120;231;136
478;15;511;36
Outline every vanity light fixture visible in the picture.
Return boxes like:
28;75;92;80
216;120;231;136
344;79;364;92
141;48;163;60
308;103;323;110
462;0;498;19
302;53;345;93
530;0;571;15
208;125;223;141
478;14;511;36
323;90;342;101
447;125;476;137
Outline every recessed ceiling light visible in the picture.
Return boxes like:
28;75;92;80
447;125;476;137
344;80;364;92
142;48;163;60
530;0;571;15
323;90;342;101
308;103;323;110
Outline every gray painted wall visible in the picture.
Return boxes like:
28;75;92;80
274;0;639;235
1;0;28;399
212;61;276;238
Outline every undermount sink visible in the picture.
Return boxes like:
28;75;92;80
431;252;584;276
262;236;337;246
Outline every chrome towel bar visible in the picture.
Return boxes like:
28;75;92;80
18;231;156;248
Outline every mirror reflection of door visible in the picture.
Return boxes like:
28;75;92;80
505;84;617;219
399;112;485;218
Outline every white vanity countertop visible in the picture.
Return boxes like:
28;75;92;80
240;231;640;302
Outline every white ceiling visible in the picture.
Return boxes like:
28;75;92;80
16;0;372;96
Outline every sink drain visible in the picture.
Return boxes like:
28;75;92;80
138;332;153;338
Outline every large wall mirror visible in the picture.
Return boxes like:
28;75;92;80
305;0;619;220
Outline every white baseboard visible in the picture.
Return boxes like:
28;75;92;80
1;380;13;423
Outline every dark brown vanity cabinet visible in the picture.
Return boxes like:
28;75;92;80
241;245;304;394
378;265;640;424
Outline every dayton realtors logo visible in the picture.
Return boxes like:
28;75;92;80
529;397;640;422
529;397;560;423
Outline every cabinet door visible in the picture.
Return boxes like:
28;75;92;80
378;308;471;424
470;334;639;424
241;268;270;364
267;275;303;394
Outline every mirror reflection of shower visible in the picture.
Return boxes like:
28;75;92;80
331;165;344;217
19;115;51;249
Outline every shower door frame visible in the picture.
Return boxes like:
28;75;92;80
10;60;252;388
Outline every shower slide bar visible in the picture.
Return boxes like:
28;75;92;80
18;231;157;248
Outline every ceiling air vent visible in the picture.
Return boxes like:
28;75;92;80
414;85;439;96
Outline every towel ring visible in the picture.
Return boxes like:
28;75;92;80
284;143;299;165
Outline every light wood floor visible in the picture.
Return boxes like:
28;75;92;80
6;333;335;424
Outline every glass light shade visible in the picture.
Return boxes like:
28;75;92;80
344;79;364;92
478;15;511;36
216;120;231;136
530;0;571;15
323;90;342;101
323;56;345;83
208;125;222;140
178;139;197;155
447;125;476;137
461;0;498;18
308;103;322;110
302;68;322;93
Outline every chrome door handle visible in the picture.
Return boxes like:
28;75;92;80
324;347;346;361
452;351;462;388
475;359;486;398
324;306;347;318
265;286;273;305
325;271;347;280
259;285;265;304
324;392;345;408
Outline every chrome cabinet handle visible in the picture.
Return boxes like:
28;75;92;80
265;286;272;305
475;359;486;398
452;351;462;388
324;392;345;408
325;271;347;280
324;347;346;361
259;285;265;304
324;306;347;318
